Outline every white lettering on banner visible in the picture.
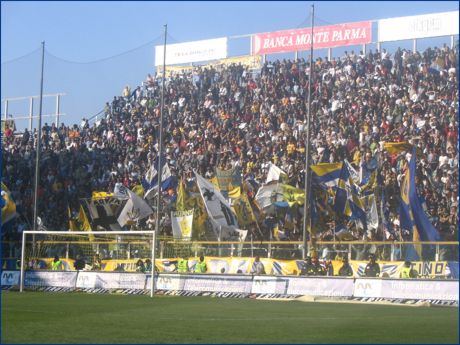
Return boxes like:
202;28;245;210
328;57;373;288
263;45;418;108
1;271;19;286
353;279;382;298
381;280;459;301
251;277;288;294
378;11;459;42
183;275;253;293
154;274;184;290
25;271;78;288
252;21;371;55
287;277;354;297
155;37;228;66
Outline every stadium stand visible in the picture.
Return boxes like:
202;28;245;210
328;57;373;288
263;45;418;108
1;44;458;259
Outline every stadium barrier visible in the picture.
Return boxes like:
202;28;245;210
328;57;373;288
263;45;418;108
2;270;458;301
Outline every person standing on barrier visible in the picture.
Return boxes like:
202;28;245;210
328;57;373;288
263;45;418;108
364;254;380;277
136;259;146;273
51;255;64;270
250;256;266;275
145;259;153;273
338;257;353;276
399;261;418;278
194;256;207;273
177;256;189;273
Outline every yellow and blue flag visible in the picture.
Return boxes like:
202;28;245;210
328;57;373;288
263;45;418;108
334;162;366;225
400;150;440;259
311;163;343;188
383;142;413;154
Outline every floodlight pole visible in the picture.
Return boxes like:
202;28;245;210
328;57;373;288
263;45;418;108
153;24;167;297
302;5;314;259
33;41;45;255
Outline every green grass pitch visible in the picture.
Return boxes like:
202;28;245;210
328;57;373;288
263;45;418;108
2;291;458;344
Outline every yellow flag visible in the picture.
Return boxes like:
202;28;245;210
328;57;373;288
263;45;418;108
210;176;220;190
176;179;186;212
78;205;94;241
132;185;145;198
1;182;16;224
92;191;113;200
383;142;412;154
281;184;305;207
185;195;207;240
228;185;241;199
233;193;256;226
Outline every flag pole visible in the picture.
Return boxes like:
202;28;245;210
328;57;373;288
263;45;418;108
155;24;167;240
302;4;314;259
33;41;45;255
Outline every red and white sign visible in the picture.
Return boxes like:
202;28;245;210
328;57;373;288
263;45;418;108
252;21;372;55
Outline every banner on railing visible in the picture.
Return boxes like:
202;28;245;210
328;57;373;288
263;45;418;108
155;37;228;66
378;11;459;42
251;21;372;55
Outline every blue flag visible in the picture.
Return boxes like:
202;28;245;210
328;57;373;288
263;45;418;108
399;150;440;260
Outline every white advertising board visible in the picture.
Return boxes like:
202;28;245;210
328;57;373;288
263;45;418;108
287;277;354;297
183;274;253;293
378;11;459;42
155;37;227;66
155;274;184;291
353;279;382;298
251;276;288;294
1;271;20;286
24;271;78;288
381;280;459;301
76;272;146;290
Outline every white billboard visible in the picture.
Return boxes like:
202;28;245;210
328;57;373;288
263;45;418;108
155;37;227;66
378;11;459;42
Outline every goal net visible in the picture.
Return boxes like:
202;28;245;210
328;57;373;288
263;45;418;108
19;230;157;296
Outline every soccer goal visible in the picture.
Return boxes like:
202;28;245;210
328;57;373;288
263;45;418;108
20;230;157;297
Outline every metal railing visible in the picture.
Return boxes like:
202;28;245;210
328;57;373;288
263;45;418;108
2;240;458;262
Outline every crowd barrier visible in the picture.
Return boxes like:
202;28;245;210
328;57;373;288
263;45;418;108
6;257;457;279
1;270;458;301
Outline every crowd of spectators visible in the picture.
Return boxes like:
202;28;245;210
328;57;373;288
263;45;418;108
2;43;458;253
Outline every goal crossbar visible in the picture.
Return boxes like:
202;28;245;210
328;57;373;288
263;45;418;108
20;230;157;297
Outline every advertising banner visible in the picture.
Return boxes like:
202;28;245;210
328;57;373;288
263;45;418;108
183;274;253;293
24;271;78;288
252;21;371;55
353;279;382;298
354;278;459;301
154;274;184;290
286;277;354;297
1;271;19;286
155;37;228;66
252;276;288;294
378;11;459;42
381;280;459;301
76;272;146;290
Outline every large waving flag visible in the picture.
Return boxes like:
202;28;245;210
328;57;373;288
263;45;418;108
195;171;238;229
117;187;154;227
1;183;16;226
399;150;440;259
311;162;342;188
142;157;174;199
254;183;284;211
334;162;366;226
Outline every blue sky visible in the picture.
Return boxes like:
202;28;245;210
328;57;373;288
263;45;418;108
1;1;458;129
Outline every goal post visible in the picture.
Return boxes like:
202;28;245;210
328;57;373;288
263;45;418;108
19;230;157;297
